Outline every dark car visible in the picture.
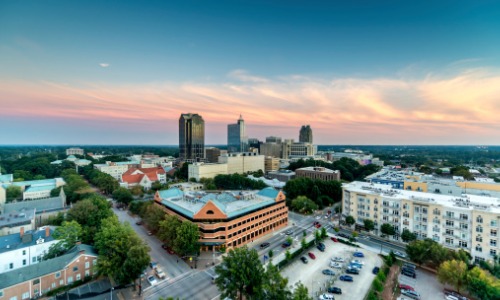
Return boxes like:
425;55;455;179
260;242;270;249
339;233;349;238
136;220;143;225
330;237;338;242
318;242;325;248
282;241;291;248
327;287;342;294
401;268;416;278
372;267;380;275
346;268;359;275
300;256;308;264
313;221;320;226
317;244;325;252
322;269;335;276
339;275;353;282
285;229;293;235
353;252;364;257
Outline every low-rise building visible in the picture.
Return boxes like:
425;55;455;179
1;177;66;201
267;170;296;182
0;227;57;274
342;181;500;263
94;161;140;180
65;147;84;156
0;209;36;236
169;182;204;192
295;166;340;181
0;244;97;300
154;187;288;251
120;166;166;189
188;163;228;181
188;152;265;181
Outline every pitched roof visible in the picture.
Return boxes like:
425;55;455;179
0;244;97;289
121;167;166;184
0;227;56;254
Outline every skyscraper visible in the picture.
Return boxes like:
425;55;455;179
299;125;313;143
227;115;248;153
179;113;205;162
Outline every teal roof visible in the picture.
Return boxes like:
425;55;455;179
25;184;56;192
158;188;184;199
12;178;58;187
0;244;97;289
0;174;13;183
257;187;280;199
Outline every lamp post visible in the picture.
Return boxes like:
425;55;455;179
110;287;114;300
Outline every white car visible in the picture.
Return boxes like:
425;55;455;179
330;262;343;269
155;267;166;279
331;257;345;262
319;293;335;300
147;275;158;286
351;259;365;265
394;251;407;258
401;289;420;300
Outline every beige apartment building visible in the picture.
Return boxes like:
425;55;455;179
343;181;499;263
264;156;280;173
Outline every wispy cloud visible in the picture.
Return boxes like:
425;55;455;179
99;63;110;68
1;66;500;144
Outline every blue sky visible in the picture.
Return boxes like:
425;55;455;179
1;1;500;144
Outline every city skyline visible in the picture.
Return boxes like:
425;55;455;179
1;1;500;145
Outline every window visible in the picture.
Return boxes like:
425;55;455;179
22;250;26;255
73;266;78;272
0;290;3;297
52;283;56;288
433;209;440;215
206;210;214;215
85;270;90;277
85;262;90;269
491;220;498;227
22;292;30;299
491;240;497;247
22;259;26;266
446;211;454;218
492;229;498;237
55;272;61;279
422;208;428;214
403;212;409;218
445;238;454;245
476;226;483;233
93;259;97;266
460;213;468;221
415;207;420;213
446;220;454;227
11;296;18;300
460;223;468;230
76;274;81;281
59;280;64;286
445;229;454;235
459;241;468;248
9;263;13;269
491;249;497;257
33;279;40;285
476;236;483;242
477;216;483;223
32;257;37;263
67;276;73;284
476;245;482;252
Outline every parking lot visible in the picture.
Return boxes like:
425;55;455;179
281;237;383;300
398;266;445;300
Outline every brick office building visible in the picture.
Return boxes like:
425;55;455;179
295;166;341;181
154;187;288;251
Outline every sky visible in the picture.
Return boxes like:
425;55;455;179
1;0;500;145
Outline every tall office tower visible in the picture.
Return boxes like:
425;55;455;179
179;113;205;162
227;115;248;153
299;125;313;143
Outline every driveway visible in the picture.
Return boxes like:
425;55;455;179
398;267;445;300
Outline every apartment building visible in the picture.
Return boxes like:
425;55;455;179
295;166;341;181
264;156;280;173
343;181;500;263
0;244;97;300
188;152;265;181
154;187;288;251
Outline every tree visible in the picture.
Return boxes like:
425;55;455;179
261;263;291;300
130;185;144;197
320;227;327;238
437;260;468;293
406;239;433;265
143;204;166;232
345;216;355;226
291;196;318;214
380;223;396;236
44;220;83;260
291;282;312;300
467;266;500;300
301;238;307;251
314;230;321;243
285;250;291;261
215;246;264;300
173;221;200;257
94;216;150;285
401;228;417;242
158;215;182;246
5;185;22;202
268;249;274;259
112;187;133;205
363;219;375;232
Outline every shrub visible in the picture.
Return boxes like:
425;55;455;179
372;278;384;292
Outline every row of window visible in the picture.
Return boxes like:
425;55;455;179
475;245;497;256
226;205;286;230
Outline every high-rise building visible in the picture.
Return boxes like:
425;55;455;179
227;115;248;153
299;125;313;143
266;136;282;143
179;113;205;162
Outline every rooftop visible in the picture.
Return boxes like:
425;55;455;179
344;181;500;213
0;208;36;228
0;227;56;254
157;187;282;219
296;166;339;173
0;244;96;289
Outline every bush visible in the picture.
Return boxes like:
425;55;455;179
376;271;386;283
366;291;379;300
372;278;384;292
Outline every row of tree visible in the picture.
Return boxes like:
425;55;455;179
158;215;200;257
287;157;381;182
215;246;313;300
0;153;75;181
284;177;342;208
212;173;268;190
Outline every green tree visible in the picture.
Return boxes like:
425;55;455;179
286;236;293;246
291;282;312;300
130;185;144;197
285;250;292;261
158;215;182;246
94;216;150;285
143;204;166;232
112;187;133;205
291;196;318;214
320;227;327;238
44;220;83;260
437;260;468;293
314;230;321;243
406;239;432;265
5;185;22;202
173;221;200;257
215;246;264;300
401;228;417;243
268;249;274;259
261;263;291;300
363;219;375;232
380;223;396;236
467;266;500;300
372;278;384;292
301;238;307;251
345;215;355;226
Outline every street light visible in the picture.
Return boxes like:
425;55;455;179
110;287;114;300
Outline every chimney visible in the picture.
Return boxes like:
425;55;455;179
20;227;25;238
45;227;50;237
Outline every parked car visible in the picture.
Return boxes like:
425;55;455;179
351;259;365;265
399;284;415;291
313;221;320;226
346;268;360;275
401;268;416;278
330;237;338;242
135;220;143;225
327;287;342;294
401;289;421;300
443;289;469;300
315;224;322;228
353;252;364;257
348;263;362;270
339;275;353;282
403;263;416;270
147;275;158;286
260;242;270;249
319;293;335;300
285;229;293;235
155;267;166;279
300;256;308;264
394;251;407;258
338;233;349;238
318;242;325;248
372;267;380;275
147;231;153;236
317;244;325;252
331;257;345;262
308;252;316;259
322;269;335;276
282;241;291;248
149;261;157;268
330;262;343;269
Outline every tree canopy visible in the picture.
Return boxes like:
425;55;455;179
213;173;267;190
284;177;342;208
287;157;381;181
290;196;318;214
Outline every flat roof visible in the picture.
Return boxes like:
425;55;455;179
157;187;281;219
0;208;35;228
343;181;500;214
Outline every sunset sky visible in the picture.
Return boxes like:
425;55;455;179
1;1;500;145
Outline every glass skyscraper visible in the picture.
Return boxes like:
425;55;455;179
179;113;205;161
227;115;248;153
299;125;313;143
